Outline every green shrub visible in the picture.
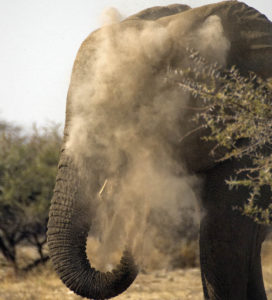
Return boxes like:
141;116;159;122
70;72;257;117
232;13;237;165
0;121;62;270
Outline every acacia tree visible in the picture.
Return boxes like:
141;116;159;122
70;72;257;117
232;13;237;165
168;49;272;224
0;121;61;270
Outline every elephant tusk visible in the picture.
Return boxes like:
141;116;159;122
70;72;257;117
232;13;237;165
99;179;108;199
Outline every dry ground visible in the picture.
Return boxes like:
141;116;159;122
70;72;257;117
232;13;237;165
0;240;271;300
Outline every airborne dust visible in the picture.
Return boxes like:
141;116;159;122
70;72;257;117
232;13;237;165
65;7;230;271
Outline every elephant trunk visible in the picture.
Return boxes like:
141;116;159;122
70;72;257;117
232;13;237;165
47;152;138;299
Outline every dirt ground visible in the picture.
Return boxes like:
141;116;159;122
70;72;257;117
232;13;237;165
0;241;271;300
0;267;271;300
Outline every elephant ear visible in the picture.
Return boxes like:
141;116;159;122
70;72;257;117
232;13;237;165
194;2;270;79
126;4;191;21
157;1;272;78
217;1;272;78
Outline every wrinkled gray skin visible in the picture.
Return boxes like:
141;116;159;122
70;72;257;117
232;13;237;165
47;1;272;299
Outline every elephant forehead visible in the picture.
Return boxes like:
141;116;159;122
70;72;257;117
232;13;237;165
126;4;191;21
76;13;228;78
71;19;173;86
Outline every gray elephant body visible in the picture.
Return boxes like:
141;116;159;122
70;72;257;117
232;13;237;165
47;1;272;299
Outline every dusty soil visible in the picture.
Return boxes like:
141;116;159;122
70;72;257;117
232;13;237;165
0;241;271;300
0;266;271;300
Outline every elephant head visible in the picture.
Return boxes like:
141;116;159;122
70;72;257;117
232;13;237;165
47;1;272;299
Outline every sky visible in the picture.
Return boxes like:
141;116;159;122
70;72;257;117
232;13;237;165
0;0;271;130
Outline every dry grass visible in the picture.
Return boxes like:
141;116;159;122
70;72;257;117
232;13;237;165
0;240;271;300
0;264;202;300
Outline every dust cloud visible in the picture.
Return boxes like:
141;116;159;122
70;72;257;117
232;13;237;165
65;8;230;270
100;7;123;26
192;15;230;66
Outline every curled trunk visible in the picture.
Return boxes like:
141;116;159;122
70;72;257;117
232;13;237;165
47;152;138;299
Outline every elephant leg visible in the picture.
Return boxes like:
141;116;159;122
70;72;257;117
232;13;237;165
200;212;249;300
247;225;267;300
199;160;267;300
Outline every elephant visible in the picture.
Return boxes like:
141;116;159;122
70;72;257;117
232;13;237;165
47;1;272;299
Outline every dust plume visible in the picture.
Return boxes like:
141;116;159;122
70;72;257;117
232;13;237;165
65;8;230;270
100;7;123;26
192;15;230;66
